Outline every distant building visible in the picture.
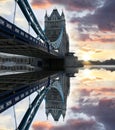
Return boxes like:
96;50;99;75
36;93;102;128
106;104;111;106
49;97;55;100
45;9;69;56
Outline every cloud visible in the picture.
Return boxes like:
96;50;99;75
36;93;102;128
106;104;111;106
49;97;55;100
0;0;11;2
0;0;13;16
70;0;115;32
31;0;52;8
31;0;104;11
78;32;115;43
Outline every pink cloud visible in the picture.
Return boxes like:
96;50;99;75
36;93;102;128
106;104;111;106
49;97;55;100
31;0;103;10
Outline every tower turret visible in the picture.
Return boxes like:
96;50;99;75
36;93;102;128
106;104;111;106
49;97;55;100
45;10;48;20
61;10;65;19
44;9;69;56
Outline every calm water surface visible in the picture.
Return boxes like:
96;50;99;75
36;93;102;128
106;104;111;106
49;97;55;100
0;66;115;130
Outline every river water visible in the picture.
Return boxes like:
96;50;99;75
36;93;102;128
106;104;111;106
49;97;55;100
0;66;115;130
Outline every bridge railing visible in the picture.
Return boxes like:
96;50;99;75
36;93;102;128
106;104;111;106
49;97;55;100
0;72;60;113
0;16;59;56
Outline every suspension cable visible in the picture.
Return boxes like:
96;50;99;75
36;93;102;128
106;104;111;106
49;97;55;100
28;85;31;108
29;96;31;108
27;20;31;107
28;22;31;34
12;1;18;129
28;22;31;45
13;91;18;130
13;0;17;25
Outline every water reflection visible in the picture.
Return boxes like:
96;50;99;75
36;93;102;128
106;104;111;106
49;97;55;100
45;74;70;121
0;66;115;130
0;70;70;130
67;67;115;130
0;54;39;75
0;71;59;113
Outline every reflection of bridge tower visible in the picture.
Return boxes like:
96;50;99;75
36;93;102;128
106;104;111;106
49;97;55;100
45;74;70;121
45;9;69;56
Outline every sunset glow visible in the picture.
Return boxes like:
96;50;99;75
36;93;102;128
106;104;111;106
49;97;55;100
82;54;91;61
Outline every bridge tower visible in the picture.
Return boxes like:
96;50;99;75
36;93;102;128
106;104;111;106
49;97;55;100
45;9;69;56
45;74;70;121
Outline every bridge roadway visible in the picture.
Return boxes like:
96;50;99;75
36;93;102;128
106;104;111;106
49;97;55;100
0;71;60;113
0;16;60;58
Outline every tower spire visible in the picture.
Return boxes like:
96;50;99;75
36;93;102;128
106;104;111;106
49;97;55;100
61;10;64;17
46;110;49;120
45;10;48;19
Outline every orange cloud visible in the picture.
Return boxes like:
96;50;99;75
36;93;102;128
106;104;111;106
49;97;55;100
31;1;52;9
32;121;52;130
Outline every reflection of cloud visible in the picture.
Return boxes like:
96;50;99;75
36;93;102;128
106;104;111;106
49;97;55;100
32;117;105;130
32;69;115;130
78;69;115;82
0;114;13;130
98;100;115;130
70;69;115;103
70;98;115;130
0;127;11;130
32;121;52;130
69;69;115;130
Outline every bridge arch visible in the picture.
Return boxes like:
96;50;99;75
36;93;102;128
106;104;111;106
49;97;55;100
49;80;64;102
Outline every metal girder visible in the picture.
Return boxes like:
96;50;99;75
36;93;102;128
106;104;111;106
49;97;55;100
17;77;50;130
18;88;49;130
16;0;47;42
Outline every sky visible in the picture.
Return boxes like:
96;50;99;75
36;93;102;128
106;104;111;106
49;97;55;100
0;0;115;61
